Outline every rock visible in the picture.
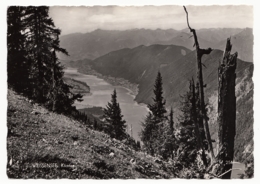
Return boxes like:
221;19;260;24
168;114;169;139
9;158;12;166
204;174;210;179
109;152;114;157
130;159;136;165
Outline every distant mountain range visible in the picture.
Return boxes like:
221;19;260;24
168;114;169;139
59;28;253;62
214;28;253;62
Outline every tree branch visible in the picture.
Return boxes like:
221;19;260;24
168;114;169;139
183;6;192;30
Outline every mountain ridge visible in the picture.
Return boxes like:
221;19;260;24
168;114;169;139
59;28;252;61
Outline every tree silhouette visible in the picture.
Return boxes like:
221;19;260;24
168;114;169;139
148;71;167;122
7;6;82;114
103;89;126;140
7;7;30;95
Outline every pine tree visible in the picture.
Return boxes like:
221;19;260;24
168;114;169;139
103;89;126;140
23;6;67;103
140;112;156;155
7;7;30;94
148;71;167;122
169;107;174;133
165;107;175;159
140;72;167;156
177;81;197;167
7;6;82;114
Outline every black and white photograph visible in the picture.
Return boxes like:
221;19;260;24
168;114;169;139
4;1;255;179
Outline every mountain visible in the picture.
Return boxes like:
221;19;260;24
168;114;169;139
59;28;251;61
59;29;180;61
213;28;253;62
182;28;243;43
92;44;191;82
86;45;253;162
157;31;213;50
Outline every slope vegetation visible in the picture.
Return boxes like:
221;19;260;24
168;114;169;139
7;90;178;179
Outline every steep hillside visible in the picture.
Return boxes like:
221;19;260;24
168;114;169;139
7;90;178;179
214;28;253;62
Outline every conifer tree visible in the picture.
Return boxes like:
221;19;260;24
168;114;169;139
140;72;167;156
7;6;82;114
148;71;167;122
140;112;156;155
177;81;197;167
103;89;126;140
169;107;174;133
23;6;67;103
7;7;30;94
165;107;175;159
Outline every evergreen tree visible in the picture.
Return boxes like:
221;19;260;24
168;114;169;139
23;6;67;103
140;72;167;156
7;6;82;114
7;7;30;94
165;107;175;159
148;71;167;122
169;107;174;133
103;89;126;140
140;112;156;155
177;81;197;167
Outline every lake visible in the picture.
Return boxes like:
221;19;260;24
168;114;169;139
64;68;149;141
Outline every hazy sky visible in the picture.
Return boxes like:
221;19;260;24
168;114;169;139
50;5;253;35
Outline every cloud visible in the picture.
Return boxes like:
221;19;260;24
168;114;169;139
49;5;253;35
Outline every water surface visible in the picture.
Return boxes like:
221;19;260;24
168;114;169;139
64;68;148;141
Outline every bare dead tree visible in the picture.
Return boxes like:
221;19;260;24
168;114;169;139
183;6;215;162
191;78;207;166
215;38;237;178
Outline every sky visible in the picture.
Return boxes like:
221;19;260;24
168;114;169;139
49;5;253;35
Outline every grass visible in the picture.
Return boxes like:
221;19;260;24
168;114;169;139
7;89;177;179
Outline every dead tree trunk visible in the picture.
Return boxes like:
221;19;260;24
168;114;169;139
191;78;208;166
216;38;237;179
183;6;215;162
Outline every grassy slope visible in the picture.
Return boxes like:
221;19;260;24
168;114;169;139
7;90;177;179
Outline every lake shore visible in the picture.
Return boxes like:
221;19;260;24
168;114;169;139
75;65;139;97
